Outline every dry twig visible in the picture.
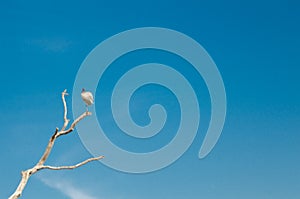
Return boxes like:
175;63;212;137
8;89;103;199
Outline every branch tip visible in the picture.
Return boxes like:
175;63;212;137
62;89;68;94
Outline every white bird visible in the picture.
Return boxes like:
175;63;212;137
81;88;94;112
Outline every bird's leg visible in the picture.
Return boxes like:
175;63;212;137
85;105;88;113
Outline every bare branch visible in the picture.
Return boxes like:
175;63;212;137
9;171;31;199
9;89;102;199
40;156;104;171
37;128;59;166
61;89;70;131
37;93;91;166
56;111;92;138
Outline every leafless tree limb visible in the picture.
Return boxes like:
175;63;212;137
8;89;103;199
40;156;104;171
61;89;70;131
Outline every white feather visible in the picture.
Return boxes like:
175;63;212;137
81;91;94;106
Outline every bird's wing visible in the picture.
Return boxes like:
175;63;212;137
86;92;94;104
81;91;94;105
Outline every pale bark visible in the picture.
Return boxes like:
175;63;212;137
8;89;103;199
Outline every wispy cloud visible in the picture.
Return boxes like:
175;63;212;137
37;175;99;199
25;37;72;53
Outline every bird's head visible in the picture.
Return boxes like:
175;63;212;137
81;88;85;93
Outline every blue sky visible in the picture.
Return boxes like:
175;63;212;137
1;0;299;198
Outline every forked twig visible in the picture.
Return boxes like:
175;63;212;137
8;89;103;199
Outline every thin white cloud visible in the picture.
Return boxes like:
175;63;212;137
37;175;99;199
26;37;72;53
